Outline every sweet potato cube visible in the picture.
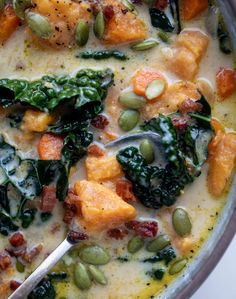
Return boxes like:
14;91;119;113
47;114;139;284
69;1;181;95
85;155;123;182
21;110;54;132
216;68;236;100
103;0;147;44
182;0;208;21
0;5;20;45
74;180;136;231
176;30;209;62
208;133;236;197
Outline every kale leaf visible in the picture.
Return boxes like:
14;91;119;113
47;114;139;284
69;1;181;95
149;8;175;32
0;209;19;236
143;247;176;265
0;69;113;113
78;50;128;61
28;279;56;299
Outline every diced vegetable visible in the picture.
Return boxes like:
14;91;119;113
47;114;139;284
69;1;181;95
0;4;20;45
181;0;208;21
21;110;54;132
145;79;166;100
208;133;236;197
38;133;64;160
118;109;140;131
74;180;136;231
85;155;123;182
133;69;166;97
216;68;236;100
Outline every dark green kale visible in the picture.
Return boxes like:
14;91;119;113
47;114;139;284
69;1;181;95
0;69;113;113
40;212;52;222
78;50;129;61
7;111;24;128
48;272;67;282
169;0;181;33
28;279;56;299
0;209;19;236
217;21;232;54
147;268;165;280
143;247;176;265
20;208;37;229
149;8;174;32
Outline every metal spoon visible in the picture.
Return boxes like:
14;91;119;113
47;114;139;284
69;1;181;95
9;132;161;299
8;231;88;299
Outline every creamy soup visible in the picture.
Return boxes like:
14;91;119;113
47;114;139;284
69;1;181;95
0;1;236;299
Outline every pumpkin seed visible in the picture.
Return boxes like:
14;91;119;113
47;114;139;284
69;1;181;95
127;236;144;254
172;208;192;237
146;234;171;252
16;259;25;273
145;79;165;100
139;139;155;164
169;258;187;275
79;245;110;265
74;263;92;290
26;12;52;39
88;265;108;285
75;20;89;46
94;11;105;39
122;0;138;15
131;39;158;51
13;0;32;19
119;91;146;109
0;0;5;11
157;29;170;43
118;109;140;131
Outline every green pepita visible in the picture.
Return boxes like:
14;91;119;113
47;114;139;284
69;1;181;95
172;208;192;237
75;20;89;46
157;30;170;43
74;263;92;290
0;0;5;11
146;234;171;252
79;245;110;265
127;236;144;254
94;11;105;39
131;39;158;51
26;12;52;39
118;109;140;131
16;259;25;273
88;265;108;285
139;139;155;164
122;0;138;15
145;79;165;100
169;258;188;275
13;0;32;19
119;91;146;109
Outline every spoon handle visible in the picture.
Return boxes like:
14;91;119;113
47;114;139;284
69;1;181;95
8;238;73;299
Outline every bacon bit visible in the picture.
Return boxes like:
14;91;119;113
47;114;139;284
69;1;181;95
0;252;11;270
91;115;109;130
6;248;26;258
10;280;21;291
9;232;26;247
50;222;61;234
107;227;129;240
125;220;158;238
67;230;89;244
155;0;168;10
63;190;80;224
103;5;115;20
40;186;57;213
171;115;190;132
179;99;203;114
116;179;136;202
216;67;236;99
87;144;105;157
22;244;43;263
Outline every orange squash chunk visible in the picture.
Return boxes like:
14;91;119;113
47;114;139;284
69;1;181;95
21;110;54;132
0;5;20;45
133;69;166;97
208;133;236;197
38;133;64;160
182;0;208;21
30;0;91;47
85;155;123;182
102;0;147;44
216;68;236;100
74;180;136;231
176;30;209;62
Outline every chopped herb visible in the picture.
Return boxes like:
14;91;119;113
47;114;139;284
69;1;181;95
78;50;128;61
28;279;56;299
143;247;176;265
40;212;52;222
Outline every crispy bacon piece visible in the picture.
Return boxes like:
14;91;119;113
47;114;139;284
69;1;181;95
67;230;89;244
116;179;136;202
179;98;203;114
40;186;57;213
155;0;168;10
171;115;190;132
107;227;129;240
125;220;158;238
6;248;26;258
9;232;26;247
22;244;43;263
91;115;109;130
0;252;11;270
10;280;21;291
63;190;80;224
103;5;115;20
87;144;105;157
